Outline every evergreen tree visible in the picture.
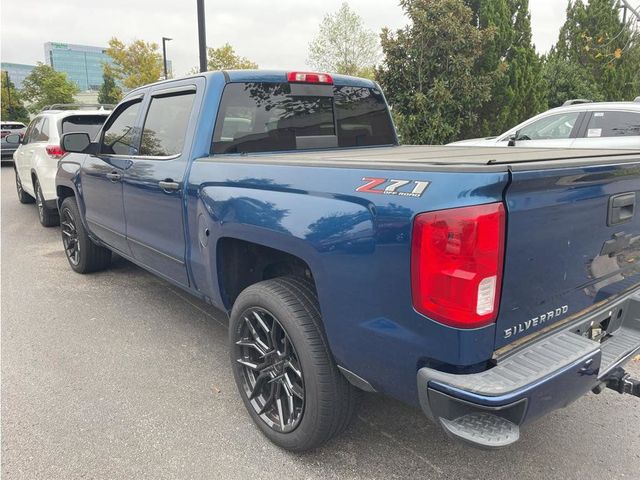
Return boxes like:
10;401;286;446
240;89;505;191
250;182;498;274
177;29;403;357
97;70;122;105
548;0;640;103
468;0;547;136
377;0;494;144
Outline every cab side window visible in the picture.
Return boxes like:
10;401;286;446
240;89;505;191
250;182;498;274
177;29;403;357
100;100;142;155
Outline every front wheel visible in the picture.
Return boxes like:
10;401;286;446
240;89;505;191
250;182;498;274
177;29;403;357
60;197;112;273
230;276;357;451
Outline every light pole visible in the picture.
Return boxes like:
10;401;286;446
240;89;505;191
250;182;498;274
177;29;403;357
197;0;207;72
4;71;11;112
162;37;172;80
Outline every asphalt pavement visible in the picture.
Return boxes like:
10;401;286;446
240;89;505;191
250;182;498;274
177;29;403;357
1;163;639;480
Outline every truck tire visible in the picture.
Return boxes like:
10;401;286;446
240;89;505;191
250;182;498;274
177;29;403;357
15;168;34;204
34;178;59;227
59;196;111;273
229;276;357;451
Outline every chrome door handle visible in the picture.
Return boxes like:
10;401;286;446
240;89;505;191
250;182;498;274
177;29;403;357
106;171;122;182
159;180;180;192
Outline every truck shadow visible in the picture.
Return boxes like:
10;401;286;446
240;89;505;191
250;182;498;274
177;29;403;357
95;239;640;479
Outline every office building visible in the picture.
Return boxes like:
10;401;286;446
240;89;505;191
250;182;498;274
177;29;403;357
1;62;36;89
44;42;111;91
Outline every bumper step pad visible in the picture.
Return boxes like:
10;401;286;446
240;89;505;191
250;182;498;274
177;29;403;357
424;331;598;397
440;413;519;449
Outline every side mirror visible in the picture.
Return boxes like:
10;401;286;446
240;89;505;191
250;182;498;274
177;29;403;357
4;133;21;145
61;132;91;153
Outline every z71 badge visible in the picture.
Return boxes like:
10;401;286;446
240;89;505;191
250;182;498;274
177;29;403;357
356;177;430;198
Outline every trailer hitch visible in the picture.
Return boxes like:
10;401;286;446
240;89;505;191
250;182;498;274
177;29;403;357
593;368;640;397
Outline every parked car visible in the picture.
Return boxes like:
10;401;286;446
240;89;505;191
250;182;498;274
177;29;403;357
56;71;640;451
1;121;27;161
6;105;110;226
449;99;640;148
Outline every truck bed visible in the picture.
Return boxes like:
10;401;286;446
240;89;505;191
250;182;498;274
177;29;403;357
207;145;640;171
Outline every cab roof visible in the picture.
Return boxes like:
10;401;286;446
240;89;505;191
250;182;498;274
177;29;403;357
127;69;378;96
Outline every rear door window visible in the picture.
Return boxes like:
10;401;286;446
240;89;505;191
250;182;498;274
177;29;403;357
62;115;109;140
21;119;39;144
585;111;640;138
212;82;395;154
138;91;196;157
26;117;45;143
36;118;50;142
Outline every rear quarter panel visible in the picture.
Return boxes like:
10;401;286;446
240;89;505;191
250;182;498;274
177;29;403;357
186;158;509;404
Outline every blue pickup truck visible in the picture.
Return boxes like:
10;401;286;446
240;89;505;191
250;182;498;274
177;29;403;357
55;70;640;451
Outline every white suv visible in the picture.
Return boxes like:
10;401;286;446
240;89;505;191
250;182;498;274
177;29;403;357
449;99;640;149
8;106;111;226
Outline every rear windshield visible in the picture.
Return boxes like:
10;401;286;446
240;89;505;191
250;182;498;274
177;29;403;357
1;123;25;130
61;115;109;140
212;82;396;154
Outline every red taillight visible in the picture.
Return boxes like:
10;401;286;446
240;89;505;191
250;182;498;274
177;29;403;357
287;71;333;84
411;203;505;329
46;145;67;159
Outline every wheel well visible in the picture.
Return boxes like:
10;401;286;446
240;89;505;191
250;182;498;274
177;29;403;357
218;237;316;309
56;185;75;207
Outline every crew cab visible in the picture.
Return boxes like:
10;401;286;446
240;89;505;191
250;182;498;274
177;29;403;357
55;71;640;451
6;105;110;226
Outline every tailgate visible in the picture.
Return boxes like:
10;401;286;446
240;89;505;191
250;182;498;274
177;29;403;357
497;159;640;348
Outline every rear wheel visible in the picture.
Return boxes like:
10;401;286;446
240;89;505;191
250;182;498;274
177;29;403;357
230;276;357;451
34;178;59;227
60;196;111;273
15;168;34;204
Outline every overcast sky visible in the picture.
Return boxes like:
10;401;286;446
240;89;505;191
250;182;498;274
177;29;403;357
1;0;569;77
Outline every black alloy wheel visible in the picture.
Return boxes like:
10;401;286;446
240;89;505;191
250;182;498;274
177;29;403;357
60;205;80;266
235;307;305;433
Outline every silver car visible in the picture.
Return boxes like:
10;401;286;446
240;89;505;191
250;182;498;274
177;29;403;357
449;99;640;149
1;121;27;161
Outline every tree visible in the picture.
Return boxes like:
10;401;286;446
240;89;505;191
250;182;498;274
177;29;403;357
104;37;163;89
205;43;258;70
21;63;79;114
377;0;494;144
542;55;605;107
1;72;29;123
97;70;122;105
467;0;547;135
548;0;640;104
308;2;379;78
